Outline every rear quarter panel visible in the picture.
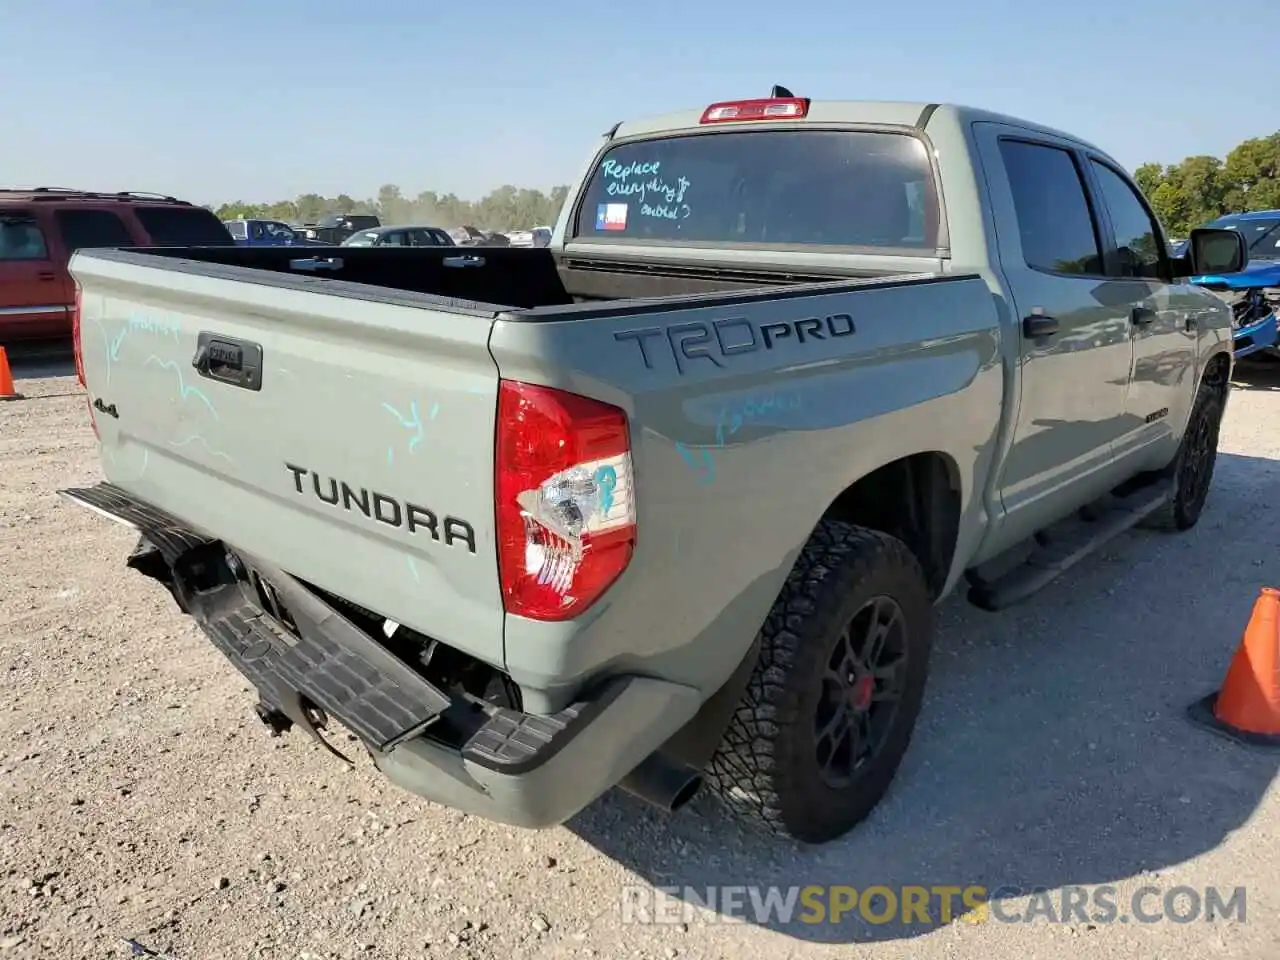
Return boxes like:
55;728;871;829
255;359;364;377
489;275;1006;707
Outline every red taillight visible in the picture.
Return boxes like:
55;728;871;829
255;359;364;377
495;380;636;622
72;282;86;387
699;97;809;124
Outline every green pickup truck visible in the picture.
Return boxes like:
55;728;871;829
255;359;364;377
59;94;1247;845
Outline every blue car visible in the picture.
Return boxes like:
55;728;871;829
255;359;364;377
1176;211;1280;359
222;218;325;247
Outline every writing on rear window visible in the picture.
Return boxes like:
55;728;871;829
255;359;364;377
601;159;694;223
575;129;939;250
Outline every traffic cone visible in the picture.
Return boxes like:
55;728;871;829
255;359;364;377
1187;587;1280;747
0;347;21;401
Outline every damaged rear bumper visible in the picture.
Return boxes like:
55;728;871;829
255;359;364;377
57;482;703;827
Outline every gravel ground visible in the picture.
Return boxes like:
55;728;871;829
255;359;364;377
1;344;1278;960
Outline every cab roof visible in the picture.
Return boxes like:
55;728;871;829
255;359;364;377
0;187;193;206
608;99;1107;155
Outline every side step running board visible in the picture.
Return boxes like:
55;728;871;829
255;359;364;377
966;479;1172;612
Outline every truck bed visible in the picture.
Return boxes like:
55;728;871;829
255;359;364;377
118;244;902;310
68;244;986;688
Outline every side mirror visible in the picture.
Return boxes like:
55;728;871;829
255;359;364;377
1181;227;1248;277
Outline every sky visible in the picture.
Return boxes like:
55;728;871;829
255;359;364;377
3;0;1277;207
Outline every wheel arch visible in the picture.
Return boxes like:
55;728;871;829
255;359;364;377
819;451;964;600
1201;348;1232;400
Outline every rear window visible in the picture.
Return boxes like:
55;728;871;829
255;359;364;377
133;206;234;245
55;209;135;251
572;129;939;250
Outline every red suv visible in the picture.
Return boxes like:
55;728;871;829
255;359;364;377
0;187;234;342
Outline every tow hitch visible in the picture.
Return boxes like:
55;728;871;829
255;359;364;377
254;701;293;737
253;693;353;765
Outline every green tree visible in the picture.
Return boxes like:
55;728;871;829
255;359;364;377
1133;131;1280;236
214;182;570;232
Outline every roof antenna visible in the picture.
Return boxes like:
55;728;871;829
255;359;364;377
771;85;794;98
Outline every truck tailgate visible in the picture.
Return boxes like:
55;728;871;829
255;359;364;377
70;251;504;666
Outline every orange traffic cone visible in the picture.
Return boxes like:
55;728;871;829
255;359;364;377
1187;587;1280;747
0;347;21;402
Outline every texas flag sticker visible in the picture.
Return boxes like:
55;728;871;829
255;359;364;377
595;203;628;231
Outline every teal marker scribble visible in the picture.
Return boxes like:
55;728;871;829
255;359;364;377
103;446;149;481
714;390;803;446
382;400;425;453
674;442;716;485
93;312;185;383
594;465;618;512
108;328;127;361
90;318;118;383
675;390;803;485
127;312;181;342
167;434;234;464
144;355;218;419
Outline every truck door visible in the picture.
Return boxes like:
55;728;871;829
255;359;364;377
0;208;68;339
973;123;1134;531
1079;155;1193;473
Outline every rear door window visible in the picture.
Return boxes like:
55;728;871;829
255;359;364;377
572;129;940;250
54;209;135;252
0;212;50;260
134;206;233;245
225;220;247;240
997;140;1104;276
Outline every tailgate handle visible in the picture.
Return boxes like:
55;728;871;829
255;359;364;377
193;332;264;392
443;255;486;268
289;257;343;271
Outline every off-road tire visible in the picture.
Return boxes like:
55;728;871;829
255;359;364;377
702;522;934;844
1140;377;1226;532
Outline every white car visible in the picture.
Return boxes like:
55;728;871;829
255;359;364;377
506;226;553;248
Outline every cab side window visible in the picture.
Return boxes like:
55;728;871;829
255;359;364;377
0;213;49;260
998;139;1105;277
1089;160;1166;280
55;209;134;252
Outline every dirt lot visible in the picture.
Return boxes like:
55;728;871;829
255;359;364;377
2;344;1278;960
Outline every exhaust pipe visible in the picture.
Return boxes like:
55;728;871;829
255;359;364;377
618;751;704;812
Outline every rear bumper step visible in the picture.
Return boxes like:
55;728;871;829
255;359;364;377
57;483;703;826
59;483;452;752
58;483;608;765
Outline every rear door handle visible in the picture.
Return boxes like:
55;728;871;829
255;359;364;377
37;271;56;280
1023;314;1058;337
1131;306;1156;325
